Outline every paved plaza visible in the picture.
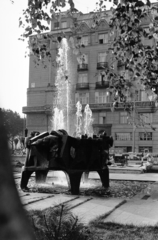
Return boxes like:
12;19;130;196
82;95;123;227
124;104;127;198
15;171;158;226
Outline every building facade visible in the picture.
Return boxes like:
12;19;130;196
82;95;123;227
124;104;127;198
23;8;158;153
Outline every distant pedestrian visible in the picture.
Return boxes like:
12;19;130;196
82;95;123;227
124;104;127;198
140;149;154;172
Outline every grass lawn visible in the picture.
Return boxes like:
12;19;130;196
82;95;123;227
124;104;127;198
90;221;158;240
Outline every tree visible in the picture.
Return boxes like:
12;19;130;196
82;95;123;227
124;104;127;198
98;0;158;129
0;109;34;240
18;0;77;62
2;109;24;150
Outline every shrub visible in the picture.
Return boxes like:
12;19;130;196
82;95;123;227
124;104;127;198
28;205;98;240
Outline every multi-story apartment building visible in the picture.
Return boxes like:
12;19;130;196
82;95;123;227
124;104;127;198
23;7;158;153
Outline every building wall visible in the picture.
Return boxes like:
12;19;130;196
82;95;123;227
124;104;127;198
27;113;48;133
29;55;50;88
23;10;158;152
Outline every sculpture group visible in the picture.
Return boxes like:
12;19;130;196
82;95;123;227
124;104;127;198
20;130;113;194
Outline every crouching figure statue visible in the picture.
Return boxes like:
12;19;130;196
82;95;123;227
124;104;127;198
20;130;113;195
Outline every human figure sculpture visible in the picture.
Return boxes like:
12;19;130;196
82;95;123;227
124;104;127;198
20;130;113;194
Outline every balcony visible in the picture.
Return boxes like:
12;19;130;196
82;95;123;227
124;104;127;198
97;62;108;69
22;105;52;114
76;83;89;90
134;101;156;113
89;101;156;112
96;81;109;89
77;63;88;71
90;103;112;111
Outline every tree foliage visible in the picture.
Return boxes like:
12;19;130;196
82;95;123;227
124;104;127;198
19;0;76;62
103;0;158;110
2;108;24;139
0;110;34;240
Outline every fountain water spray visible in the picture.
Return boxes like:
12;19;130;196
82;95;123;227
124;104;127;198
53;38;71;133
84;104;94;137
75;102;94;138
53;107;64;130
76;101;83;137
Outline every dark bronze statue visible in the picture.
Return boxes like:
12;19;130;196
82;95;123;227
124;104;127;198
20;130;113;194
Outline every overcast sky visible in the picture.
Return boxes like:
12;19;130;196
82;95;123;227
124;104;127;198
0;0;156;116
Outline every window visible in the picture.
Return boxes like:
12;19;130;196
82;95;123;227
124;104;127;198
81;36;89;46
139;146;152;153
61;21;67;28
73;18;78;27
98;52;107;62
142;28;150;44
78;73;88;83
135;91;140;101
125;90;140;102
98;33;108;44
54;22;59;28
139;113;152;124
95;91;110;104
115;133;132;141
31;83;35;88
151;7;158;15
98;71;108;82
99;112;106;124
77;54;88;65
75;93;89;105
141;90;149;101
119;70;129;79
139;132;152;141
120;112;128;124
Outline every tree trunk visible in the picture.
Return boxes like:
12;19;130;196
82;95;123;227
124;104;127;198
0;110;34;240
11;137;14;153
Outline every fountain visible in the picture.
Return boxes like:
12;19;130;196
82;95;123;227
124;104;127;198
53;107;64;130
20;37;114;195
53;38;94;138
84;104;94;137
75;101;83;137
75;101;94;138
20;130;113;194
20;97;114;194
53;38;72;133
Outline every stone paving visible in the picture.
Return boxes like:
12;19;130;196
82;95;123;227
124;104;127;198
109;172;158;182
24;194;77;211
14;171;158;182
70;198;125;224
20;190;125;225
103;199;158;226
15;171;158;226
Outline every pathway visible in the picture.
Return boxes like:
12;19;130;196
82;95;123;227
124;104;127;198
15;172;158;226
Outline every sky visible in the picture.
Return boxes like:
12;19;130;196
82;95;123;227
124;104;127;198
0;0;29;116
0;0;156;117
